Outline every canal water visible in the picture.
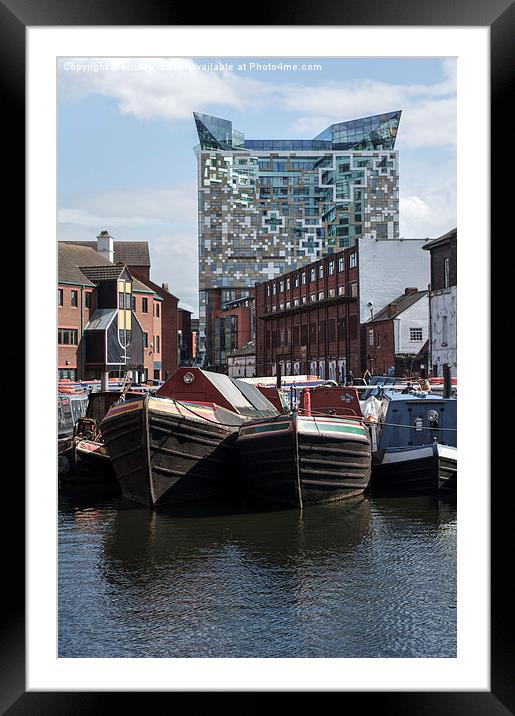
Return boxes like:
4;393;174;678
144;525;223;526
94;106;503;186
58;489;456;658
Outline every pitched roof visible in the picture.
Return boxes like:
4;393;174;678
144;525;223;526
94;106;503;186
422;227;457;251
366;290;427;323
229;341;256;357
58;243;113;285
61;240;150;266
80;265;128;282
58;242;156;294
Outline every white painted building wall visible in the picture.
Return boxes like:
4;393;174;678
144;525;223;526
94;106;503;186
429;287;457;377
358;237;430;324
228;354;256;378
394;295;429;354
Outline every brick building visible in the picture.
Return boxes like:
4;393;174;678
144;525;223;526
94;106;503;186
363;288;428;377
205;289;255;372
58;239;164;382
423;227;457;377
63;234;181;380
177;307;193;367
255;236;429;380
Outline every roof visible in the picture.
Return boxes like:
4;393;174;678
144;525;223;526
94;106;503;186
366;290;427;323
229;341;255;357
80;265;128;282
58;243;113;286
84;308;117;331
422;227;457;251
58;242;157;294
194;110;402;152
62;240;150;266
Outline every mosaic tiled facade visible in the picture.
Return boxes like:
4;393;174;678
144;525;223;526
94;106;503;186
194;111;401;366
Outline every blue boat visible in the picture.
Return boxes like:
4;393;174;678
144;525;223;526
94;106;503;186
370;390;457;494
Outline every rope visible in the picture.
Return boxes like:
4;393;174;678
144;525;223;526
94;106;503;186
371;421;457;432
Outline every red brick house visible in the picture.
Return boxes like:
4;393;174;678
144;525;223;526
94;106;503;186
363;288;428;377
58;240;163;382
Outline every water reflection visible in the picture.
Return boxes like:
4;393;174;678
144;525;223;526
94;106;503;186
58;491;456;658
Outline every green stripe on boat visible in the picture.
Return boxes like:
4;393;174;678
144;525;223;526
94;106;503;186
299;422;366;435
240;422;291;435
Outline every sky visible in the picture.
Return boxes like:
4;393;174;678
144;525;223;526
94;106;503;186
58;57;456;316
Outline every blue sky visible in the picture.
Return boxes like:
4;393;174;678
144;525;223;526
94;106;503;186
58;57;456;315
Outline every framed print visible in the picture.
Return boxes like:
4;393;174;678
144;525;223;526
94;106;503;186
4;0;508;711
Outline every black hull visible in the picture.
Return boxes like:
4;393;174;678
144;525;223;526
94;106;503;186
100;397;240;507
371;445;457;494
238;415;372;508
68;441;117;484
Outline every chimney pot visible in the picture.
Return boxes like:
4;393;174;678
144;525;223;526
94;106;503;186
162;282;169;292
96;230;114;263
404;287;418;295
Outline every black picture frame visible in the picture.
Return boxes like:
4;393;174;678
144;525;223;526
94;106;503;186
5;0;506;711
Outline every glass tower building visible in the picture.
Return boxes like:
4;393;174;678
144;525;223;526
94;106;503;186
194;110;401;366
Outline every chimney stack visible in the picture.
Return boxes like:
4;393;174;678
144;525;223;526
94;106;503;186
404;287;418;295
387;303;398;317
162;282;169;293
96;230;114;263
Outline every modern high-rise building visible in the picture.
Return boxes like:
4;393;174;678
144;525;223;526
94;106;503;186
194;110;401;367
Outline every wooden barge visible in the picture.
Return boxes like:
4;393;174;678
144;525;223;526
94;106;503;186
99;369;278;507
237;385;372;508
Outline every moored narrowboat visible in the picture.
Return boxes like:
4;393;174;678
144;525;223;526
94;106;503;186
237;386;372;508
370;390;457;494
99;368;279;508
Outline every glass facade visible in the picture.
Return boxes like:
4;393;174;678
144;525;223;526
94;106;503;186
194;111;401;364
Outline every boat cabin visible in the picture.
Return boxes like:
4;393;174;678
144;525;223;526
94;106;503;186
156;368;279;418
377;391;457;450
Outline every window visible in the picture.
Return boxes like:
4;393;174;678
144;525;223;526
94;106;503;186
156;335;160;353
118;292;125;308
319;265;324;279
294;275;299;288
444;258;450;288
328;261;334;276
368;329;374;346
70;290;78;307
142;297;148;313
286;278;290;290
58;328;78;345
349;282;358;297
58;289;63;306
58;368;77;380
349;253;357;268
155;302;160;318
85;292;92;308
310;268;316;282
441;316;448;346
266;285;270;297
273;283;277;295
410;327;423;342
310;293;316;303
338;285;345;296
279;281;284;293
338;257;344;272
144;332;148;348
318;291;325;301
132;296;136;310
328;288;336;298
301;272;306;285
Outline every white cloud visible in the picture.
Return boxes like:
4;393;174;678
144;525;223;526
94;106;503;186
59;57;456;149
59;57;270;120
